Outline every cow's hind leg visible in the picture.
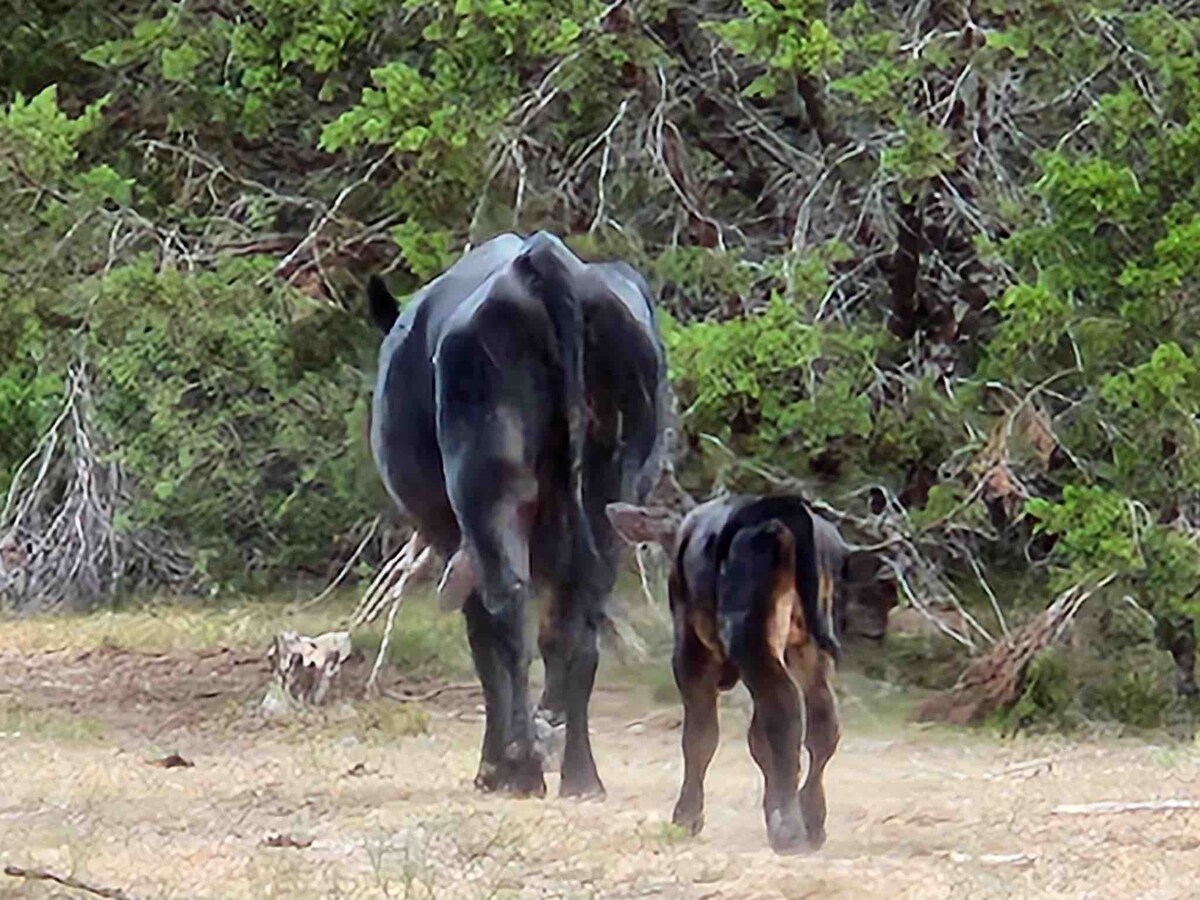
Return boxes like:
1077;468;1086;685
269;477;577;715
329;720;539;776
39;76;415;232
671;616;722;836
742;655;806;854
788;642;840;848
462;588;515;792
437;326;548;798
452;481;545;798
540;590;606;799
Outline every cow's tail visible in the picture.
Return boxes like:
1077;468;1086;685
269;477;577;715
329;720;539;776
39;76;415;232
513;234;596;562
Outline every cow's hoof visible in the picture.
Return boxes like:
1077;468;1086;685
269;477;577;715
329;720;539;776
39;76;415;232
501;747;547;798
767;810;807;856
474;762;503;793
801;804;827;849
560;772;606;802
671;805;705;837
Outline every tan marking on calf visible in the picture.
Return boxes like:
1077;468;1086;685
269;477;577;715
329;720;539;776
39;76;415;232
692;611;725;659
765;526;807;665
817;570;835;623
785;639;823;692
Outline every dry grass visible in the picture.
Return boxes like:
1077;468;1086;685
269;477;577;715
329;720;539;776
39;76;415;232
0;589;472;678
2;598;1199;899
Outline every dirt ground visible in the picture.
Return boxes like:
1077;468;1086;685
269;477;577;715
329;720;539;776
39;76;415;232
2;618;1199;899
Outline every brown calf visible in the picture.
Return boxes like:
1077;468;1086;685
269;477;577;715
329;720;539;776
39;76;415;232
610;494;840;854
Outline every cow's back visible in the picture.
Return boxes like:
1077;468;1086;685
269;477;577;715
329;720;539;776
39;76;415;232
372;231;668;550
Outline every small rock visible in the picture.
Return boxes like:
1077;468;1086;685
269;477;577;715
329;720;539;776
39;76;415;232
148;753;194;769
263;833;313;849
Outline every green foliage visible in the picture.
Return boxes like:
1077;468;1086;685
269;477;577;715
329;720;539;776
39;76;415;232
651;247;757;312
1085;664;1173;731
995;649;1077;735
880;117;954;202
85;258;376;583
0;85;108;181
710;0;842;97
665;291;876;472
0;85;114;496
1026;486;1140;581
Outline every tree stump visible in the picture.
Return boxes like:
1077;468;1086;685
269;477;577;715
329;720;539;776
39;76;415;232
264;630;352;712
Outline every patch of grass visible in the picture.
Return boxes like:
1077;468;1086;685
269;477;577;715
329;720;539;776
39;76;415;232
621;662;677;706
1082;659;1173;731
0;698;109;743
353;699;432;738
0;591;353;655
993;647;1079;735
350;593;471;679
251;695;431;745
880;631;967;692
1;587;474;679
634;819;691;850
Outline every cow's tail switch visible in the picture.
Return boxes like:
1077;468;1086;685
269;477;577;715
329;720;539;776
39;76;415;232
513;233;597;561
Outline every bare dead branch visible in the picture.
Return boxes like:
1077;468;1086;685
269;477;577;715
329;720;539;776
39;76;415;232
3;864;140;900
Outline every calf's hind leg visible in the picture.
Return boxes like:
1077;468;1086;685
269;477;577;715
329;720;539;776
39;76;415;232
741;655;806;854
671;615;723;835
788;642;840;848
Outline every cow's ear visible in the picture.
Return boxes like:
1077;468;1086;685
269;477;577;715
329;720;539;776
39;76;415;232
367;275;399;334
605;502;681;550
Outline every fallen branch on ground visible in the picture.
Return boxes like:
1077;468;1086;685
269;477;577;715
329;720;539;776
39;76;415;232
3;864;140;900
914;574;1116;725
384;682;480;703
1051;800;1200;816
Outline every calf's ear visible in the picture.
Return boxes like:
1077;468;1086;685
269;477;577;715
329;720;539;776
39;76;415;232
367;275;399;334
605;502;681;550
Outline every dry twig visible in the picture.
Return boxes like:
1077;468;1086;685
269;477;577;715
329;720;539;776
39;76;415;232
3;864;140;900
1051;800;1200;816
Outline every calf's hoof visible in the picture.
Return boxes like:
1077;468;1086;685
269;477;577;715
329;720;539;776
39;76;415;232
671;802;705;837
766;809;807;856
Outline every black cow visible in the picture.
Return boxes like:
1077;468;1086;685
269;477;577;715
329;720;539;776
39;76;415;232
609;494;841;853
367;232;669;799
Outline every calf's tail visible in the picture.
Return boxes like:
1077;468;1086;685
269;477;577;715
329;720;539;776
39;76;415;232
717;520;787;666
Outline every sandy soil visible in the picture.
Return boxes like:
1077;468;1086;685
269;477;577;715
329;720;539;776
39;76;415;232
1;644;1198;899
